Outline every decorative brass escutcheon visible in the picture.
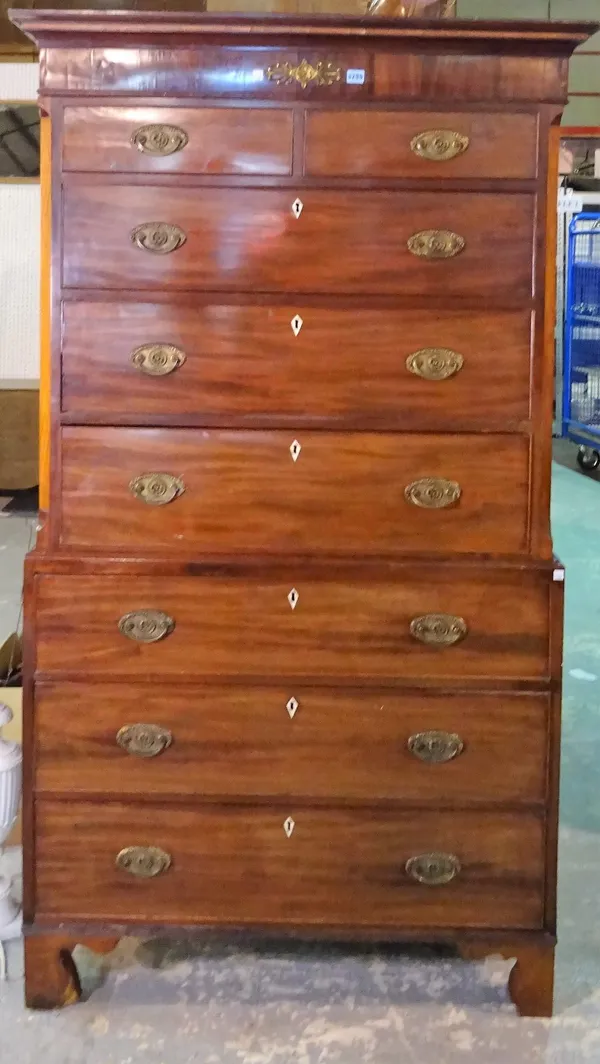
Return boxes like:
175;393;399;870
410;130;469;162
116;723;173;759
266;59;341;89
408;731;464;764
406;349;464;381
131;222;186;254
116;845;172;878
131;124;188;156
131;343;186;377
118;610;175;643
129;473;185;506
407;230;465;260
405;478;461;509
405;852;461;886
409;614;468;647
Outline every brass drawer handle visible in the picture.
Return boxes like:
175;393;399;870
406;852;461;886
131;124;188;156
406;349;464;381
116;723;173;758
131;343;186;377
408;230;465;260
116;845;171;878
410;614;467;646
130;473;185;506
411;130;469;162
405;478;461;509
118;609;175;643
408;731;464;763
131;222;186;255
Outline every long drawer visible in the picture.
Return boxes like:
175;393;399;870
62;186;535;298
61;302;533;429
36;801;545;929
34;568;551;682
35;682;549;803
59;428;531;556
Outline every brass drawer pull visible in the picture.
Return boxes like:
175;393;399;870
130;473;185;506
406;349;464;381
410;614;467;646
116;723;173;758
405;478;461;509
406;852;461;886
131;124;188;156
131;343;186;377
408;731;464;763
118;609;175;643
411;130;469;162
131;222;186;254
408;230;465;260
116;845;171;878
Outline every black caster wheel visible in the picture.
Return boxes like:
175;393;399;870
577;446;600;472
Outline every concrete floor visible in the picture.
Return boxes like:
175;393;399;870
2;450;600;1061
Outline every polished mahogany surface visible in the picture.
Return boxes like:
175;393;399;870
10;6;595;1015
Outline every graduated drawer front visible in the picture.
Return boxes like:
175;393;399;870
62;186;535;299
304;110;538;180
35;683;549;804
62;106;294;176
60;428;530;556
35;801;545;929
61;302;533;429
35;570;550;683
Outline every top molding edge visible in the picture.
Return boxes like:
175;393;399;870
8;10;600;54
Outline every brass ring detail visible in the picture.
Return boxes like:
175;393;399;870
116;723;173;759
129;473;185;506
410;130;470;162
406;349;464;381
407;731;464;764
131;124;188;156
116;846;172;878
407;230;465;260
118;609;175;644
131;343;186;377
404;478;461;509
131;222;187;255
405;852;461;886
409;614;468;647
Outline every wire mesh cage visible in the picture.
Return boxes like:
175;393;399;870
564;214;600;471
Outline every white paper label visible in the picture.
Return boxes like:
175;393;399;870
553;569;565;582
346;69;366;85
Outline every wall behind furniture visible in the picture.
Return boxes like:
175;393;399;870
458;0;600;125
0;63;39;384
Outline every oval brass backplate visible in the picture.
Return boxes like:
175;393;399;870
406;349;464;381
409;614;468;647
407;230;465;260
116;845;172;878
131;343;186;377
405;478;461;509
131;222;187;254
408;731;464;764
118;610;175;644
131;124;188;156
405;852;461;886
410;129;470;162
130;473;185;506
116;723;173;758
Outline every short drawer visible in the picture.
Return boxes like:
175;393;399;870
59;427;531;556
34;567;551;683
35;682;549;804
36;801;545;929
62;106;294;176
305;110;538;179
62;186;535;299
61;302;533;430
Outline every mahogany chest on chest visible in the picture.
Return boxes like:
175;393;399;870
11;5;597;1015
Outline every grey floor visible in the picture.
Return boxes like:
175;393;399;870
2;451;600;1061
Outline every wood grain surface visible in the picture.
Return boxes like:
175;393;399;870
60;302;533;429
62;186;536;298
34;682;549;804
35;800;545;929
63;106;294;175
34;569;551;683
59;427;532;556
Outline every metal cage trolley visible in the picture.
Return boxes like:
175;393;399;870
564;212;600;471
